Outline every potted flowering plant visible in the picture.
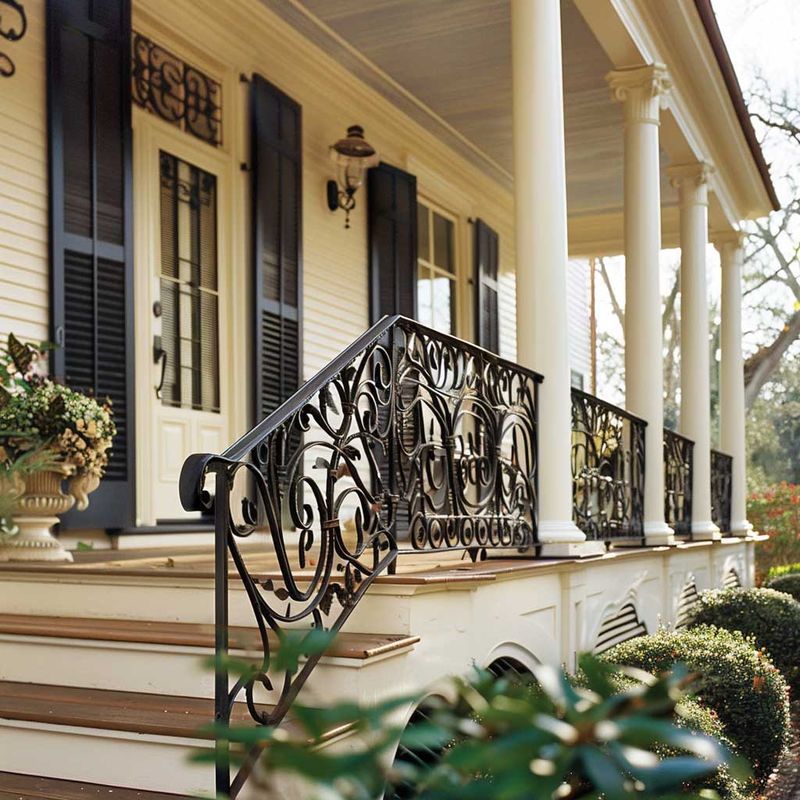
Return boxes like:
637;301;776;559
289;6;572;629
0;334;115;562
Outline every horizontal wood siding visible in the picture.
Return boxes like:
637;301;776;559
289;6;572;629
567;258;591;384
0;0;48;344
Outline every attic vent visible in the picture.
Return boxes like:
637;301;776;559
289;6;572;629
594;602;647;654
722;567;741;589
675;577;700;628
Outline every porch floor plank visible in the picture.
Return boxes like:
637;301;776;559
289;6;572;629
0;614;419;659
0;681;259;739
0;772;185;799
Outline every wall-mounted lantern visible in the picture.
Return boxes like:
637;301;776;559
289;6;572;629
326;125;379;229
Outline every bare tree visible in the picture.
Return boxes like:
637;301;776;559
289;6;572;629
741;80;800;408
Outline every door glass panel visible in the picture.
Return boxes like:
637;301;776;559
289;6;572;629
416;202;457;335
159;150;220;412
433;211;454;273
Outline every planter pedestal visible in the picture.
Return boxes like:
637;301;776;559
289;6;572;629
0;471;74;563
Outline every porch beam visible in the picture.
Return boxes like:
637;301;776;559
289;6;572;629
511;0;597;555
714;231;752;537
670;161;721;540
607;63;675;546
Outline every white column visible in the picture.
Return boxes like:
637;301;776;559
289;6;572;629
714;231;752;537
670;162;720;540
607;64;674;546
512;0;599;555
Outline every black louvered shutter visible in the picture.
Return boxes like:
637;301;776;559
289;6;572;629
251;75;302;423
368;163;417;323
47;0;134;530
474;219;499;353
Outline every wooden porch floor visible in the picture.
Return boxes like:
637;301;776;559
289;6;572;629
0;538;718;585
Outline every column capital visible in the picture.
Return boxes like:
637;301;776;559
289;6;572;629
668;161;714;189
711;228;746;252
606;63;671;125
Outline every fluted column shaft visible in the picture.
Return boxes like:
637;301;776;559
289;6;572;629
671;162;720;540
607;64;674;545
715;232;752;536
512;0;593;553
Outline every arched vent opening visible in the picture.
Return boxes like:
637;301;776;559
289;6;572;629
384;698;447;800
722;567;741;589
487;656;536;684
675;577;700;629
594;602;648;654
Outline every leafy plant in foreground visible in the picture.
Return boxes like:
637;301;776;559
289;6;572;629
214;648;749;800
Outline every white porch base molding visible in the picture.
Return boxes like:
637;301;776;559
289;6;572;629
538;520;605;557
691;520;723;542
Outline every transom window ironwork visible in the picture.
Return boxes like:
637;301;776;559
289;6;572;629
417;201;457;334
132;32;221;146
158;151;220;412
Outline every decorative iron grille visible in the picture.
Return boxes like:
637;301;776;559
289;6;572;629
131;32;221;146
664;428;693;536
179;315;542;796
710;449;733;533
570;389;646;541
0;1;26;77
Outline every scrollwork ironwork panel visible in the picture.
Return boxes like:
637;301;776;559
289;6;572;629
132;32;221;146
664;428;693;536
0;1;27;78
710;449;732;533
179;315;542;795
570;389;645;541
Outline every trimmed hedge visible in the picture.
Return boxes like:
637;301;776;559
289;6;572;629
686;587;800;694
767;573;800;603
601;625;790;786
673;698;749;800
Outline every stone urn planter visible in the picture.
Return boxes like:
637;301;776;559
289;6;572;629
0;467;85;563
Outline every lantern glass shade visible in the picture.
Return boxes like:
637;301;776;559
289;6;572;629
329;125;379;194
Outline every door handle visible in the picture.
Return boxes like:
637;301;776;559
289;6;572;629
153;335;167;400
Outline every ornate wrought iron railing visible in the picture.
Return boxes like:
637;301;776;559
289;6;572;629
664;428;694;536
710;449;733;533
179;315;543;795
570;389;646;542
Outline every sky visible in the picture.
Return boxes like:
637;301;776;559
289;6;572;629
592;0;800;404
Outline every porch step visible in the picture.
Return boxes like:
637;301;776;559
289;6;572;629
0;614;420;704
0;771;184;799
0;681;246;795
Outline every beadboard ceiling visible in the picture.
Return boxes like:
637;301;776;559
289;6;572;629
283;0;677;215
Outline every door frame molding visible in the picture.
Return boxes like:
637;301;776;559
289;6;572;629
132;106;242;526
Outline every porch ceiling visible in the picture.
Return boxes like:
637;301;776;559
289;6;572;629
288;0;678;217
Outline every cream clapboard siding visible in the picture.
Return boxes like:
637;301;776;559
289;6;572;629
567;259;591;387
135;0;519;389
0;0;48;345
0;0;521;393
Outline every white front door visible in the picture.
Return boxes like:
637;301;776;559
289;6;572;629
133;113;233;525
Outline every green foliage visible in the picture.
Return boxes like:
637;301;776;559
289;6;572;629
685;588;800;693
747;483;800;579
0;333;116;483
228;654;749;800
767;562;800;581
767;572;800;602
601;626;789;786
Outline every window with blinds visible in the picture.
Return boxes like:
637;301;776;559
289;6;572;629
158;151;220;413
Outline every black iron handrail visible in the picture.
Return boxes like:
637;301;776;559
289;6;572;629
570;389;646;542
179;315;543;796
710;449;733;533
664;428;694;536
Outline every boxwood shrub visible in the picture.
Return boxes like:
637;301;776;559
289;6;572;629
673;698;749;800
601;625;789;785
685;587;800;693
766;562;800;582
767;572;800;603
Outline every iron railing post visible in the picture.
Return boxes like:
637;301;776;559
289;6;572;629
214;466;230;797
